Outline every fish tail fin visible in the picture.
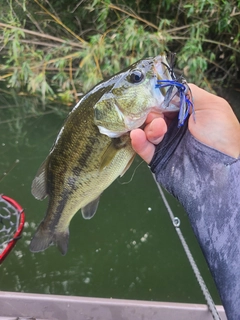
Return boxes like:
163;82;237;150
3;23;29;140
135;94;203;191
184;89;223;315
55;230;69;256
29;221;69;256
29;221;53;253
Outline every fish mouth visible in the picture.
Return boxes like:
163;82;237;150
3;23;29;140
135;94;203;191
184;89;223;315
153;55;171;81
124;113;149;131
153;55;180;112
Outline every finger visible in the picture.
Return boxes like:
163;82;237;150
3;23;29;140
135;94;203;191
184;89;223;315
144;117;167;145
130;129;155;164
145;111;164;124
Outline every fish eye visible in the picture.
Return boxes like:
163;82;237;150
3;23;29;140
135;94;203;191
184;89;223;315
128;69;144;84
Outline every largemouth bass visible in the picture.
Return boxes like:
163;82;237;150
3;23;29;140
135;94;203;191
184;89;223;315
30;55;181;255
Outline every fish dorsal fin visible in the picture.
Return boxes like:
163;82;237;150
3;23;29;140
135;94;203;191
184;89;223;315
31;159;48;200
120;154;135;177
81;196;100;219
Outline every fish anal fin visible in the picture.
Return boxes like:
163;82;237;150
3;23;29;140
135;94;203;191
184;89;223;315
81;196;100;220
31;159;48;200
120;154;135;177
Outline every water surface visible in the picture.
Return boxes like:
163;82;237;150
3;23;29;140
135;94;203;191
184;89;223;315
0;96;223;305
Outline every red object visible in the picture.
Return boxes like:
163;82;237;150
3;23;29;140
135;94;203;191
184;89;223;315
0;195;25;264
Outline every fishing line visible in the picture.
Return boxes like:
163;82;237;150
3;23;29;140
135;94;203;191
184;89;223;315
153;175;222;320
0;159;20;183
118;159;144;185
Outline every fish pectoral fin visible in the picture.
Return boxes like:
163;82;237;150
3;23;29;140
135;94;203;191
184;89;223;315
100;137;129;170
100;140;118;170
31;158;48;200
81;196;100;220
120;154;136;177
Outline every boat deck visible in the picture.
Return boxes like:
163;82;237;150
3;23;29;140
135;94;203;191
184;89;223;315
0;291;227;320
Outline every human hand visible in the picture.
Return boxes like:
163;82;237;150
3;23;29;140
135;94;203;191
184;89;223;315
130;84;240;163
131;84;240;320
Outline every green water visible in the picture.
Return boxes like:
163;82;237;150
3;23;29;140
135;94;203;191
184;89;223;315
0;99;221;304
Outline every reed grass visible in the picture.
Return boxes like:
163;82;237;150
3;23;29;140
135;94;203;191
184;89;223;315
0;0;239;106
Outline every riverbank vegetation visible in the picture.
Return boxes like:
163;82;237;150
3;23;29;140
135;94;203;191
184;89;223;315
0;0;239;106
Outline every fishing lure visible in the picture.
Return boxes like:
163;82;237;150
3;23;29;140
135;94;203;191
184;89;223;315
156;53;195;127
